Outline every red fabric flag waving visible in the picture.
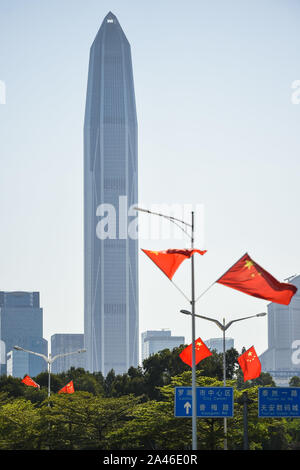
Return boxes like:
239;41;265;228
238;346;261;382
179;337;212;367
58;380;74;394
142;248;207;280
21;375;40;389
216;253;297;305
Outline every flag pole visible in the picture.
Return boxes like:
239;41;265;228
191;211;197;451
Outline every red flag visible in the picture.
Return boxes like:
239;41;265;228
58;380;74;394
217;253;297;305
238;346;261;381
179;337;212;367
21;375;40;389
141;248;207;280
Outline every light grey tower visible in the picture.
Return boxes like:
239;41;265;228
260;275;300;385
84;12;139;375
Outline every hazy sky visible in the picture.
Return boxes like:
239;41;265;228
0;0;300;363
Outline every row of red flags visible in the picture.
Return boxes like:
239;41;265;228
180;338;261;382
21;376;74;394
142;247;297;382
142;250;297;305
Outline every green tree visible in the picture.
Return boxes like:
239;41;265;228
39;392;141;450
289;376;300;387
0;398;43;449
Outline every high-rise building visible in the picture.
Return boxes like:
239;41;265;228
141;330;185;363
0;291;48;376
84;12;139;375
260;275;300;385
51;334;85;374
205;337;234;354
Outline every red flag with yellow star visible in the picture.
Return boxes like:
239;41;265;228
21;375;40;389
216;253;297;305
238;346;261;381
58;380;74;394
179;337;212;367
141;249;207;280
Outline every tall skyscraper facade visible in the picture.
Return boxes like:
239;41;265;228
0;291;48;376
260;275;300;385
84;13;139;375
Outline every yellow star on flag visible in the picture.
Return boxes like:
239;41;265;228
245;260;254;269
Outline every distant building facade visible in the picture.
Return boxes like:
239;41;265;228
141;330;185;363
259;275;300;386
51;334;85;374
0;291;48;376
205;337;234;354
6;338;47;378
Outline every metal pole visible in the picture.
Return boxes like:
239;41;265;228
191;211;197;451
48;355;51;400
243;392;249;450
223;318;228;450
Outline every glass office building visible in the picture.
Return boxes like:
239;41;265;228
260;275;300;385
141;330;185;363
0;291;48;376
51;334;85;374
205;337;234;354
84;13;139;375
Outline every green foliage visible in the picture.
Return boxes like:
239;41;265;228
0;347;300;450
0;398;43;449
289;376;300;387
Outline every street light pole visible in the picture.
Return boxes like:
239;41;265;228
14;346;86;399
190;211;197;451
135;206;199;450
222;317;228;450
179;310;266;450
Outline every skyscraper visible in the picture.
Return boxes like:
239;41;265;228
0;291;48;376
260;275;300;385
84;13;139;375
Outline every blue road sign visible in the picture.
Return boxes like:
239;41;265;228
258;387;300;418
174;386;234;418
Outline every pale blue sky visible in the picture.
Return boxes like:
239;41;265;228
0;0;300;361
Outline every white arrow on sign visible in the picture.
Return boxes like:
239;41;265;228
184;401;192;415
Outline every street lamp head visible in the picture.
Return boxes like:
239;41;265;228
256;312;267;317
78;349;87;354
14;346;23;351
180;309;192;316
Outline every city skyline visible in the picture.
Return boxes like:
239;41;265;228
0;1;299;363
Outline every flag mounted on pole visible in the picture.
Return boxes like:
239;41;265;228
141;248;207;280
179;337;212;367
238;346;261;381
21;375;40;389
216;253;297;305
58;380;74;394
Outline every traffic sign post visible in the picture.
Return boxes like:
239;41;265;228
175;386;234;418
258;387;300;418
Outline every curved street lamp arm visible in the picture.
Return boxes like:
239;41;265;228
134;207;192;228
14;346;49;363
224;314;264;331
50;349;86;364
193;313;224;330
